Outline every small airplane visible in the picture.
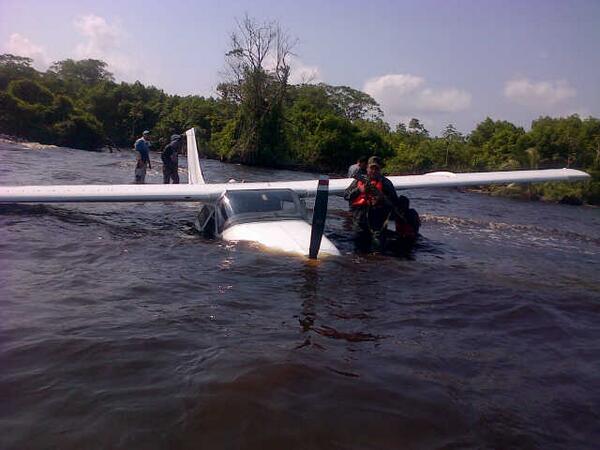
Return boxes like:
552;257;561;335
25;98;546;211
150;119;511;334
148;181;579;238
0;129;591;258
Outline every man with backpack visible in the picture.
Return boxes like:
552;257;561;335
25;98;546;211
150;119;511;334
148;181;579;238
344;156;398;251
161;134;183;184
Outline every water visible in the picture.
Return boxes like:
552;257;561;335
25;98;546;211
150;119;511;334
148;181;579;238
1;140;599;449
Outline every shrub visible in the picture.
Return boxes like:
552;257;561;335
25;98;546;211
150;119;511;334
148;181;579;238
7;79;54;106
52;113;105;149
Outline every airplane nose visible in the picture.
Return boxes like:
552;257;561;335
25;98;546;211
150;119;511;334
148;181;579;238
221;220;340;257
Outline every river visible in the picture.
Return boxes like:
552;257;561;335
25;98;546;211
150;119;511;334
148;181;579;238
0;140;599;449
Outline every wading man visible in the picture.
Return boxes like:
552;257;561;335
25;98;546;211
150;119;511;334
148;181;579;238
344;156;398;251
161;134;182;184
347;156;368;179
134;130;152;184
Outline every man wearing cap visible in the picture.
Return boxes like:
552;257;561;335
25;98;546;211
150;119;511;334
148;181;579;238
344;156;399;250
134;130;152;184
161;134;183;184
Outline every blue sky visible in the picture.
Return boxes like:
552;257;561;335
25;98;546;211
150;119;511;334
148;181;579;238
1;0;599;134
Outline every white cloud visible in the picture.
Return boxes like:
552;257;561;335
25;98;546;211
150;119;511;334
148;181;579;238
504;78;576;108
74;14;120;57
289;58;322;84
260;54;322;85
416;87;471;113
73;14;142;82
363;73;471;122
564;107;590;117
364;74;424;97
4;33;48;69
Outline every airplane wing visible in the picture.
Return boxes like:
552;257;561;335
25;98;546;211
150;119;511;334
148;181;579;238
0;169;590;204
0;124;589;204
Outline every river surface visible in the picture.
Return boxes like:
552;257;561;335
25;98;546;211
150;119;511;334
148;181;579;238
0;140;599;449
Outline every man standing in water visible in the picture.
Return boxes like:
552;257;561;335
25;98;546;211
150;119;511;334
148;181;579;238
347;156;368;178
134;130;152;184
344;156;398;251
161;134;183;184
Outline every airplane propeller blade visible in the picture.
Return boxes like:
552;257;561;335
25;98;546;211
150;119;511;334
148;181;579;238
309;176;329;259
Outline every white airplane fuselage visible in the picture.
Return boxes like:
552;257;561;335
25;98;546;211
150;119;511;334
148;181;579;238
195;188;341;258
221;219;341;256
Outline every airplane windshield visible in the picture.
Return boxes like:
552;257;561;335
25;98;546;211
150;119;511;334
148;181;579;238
218;189;304;229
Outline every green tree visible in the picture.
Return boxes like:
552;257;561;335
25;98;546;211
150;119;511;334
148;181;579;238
442;123;461;140
221;15;295;164
318;83;383;121
468;117;526;168
408;118;428;136
7;79;54;106
49;59;114;86
0;54;38;89
52;113;104;149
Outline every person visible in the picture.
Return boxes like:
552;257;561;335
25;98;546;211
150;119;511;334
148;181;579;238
394;195;421;241
344;156;398;251
161;134;183;184
347;156;368;178
134;130;152;184
105;138;118;154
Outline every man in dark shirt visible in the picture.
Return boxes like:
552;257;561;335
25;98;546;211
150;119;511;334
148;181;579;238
161;134;183;184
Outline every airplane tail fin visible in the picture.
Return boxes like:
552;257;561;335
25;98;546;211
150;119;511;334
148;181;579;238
185;128;206;184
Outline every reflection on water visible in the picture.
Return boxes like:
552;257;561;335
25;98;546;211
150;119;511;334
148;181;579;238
0;140;599;449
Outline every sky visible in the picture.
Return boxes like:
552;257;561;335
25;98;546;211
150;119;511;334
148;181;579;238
1;0;599;134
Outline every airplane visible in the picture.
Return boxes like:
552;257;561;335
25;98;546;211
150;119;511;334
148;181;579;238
0;128;591;259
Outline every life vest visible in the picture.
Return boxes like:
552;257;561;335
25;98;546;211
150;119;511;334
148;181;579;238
351;179;384;207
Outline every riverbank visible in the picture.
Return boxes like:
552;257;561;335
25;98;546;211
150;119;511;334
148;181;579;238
471;178;599;206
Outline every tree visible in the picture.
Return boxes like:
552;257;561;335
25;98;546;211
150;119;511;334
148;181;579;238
0;91;22;134
525;147;540;169
395;122;408;134
442;123;461;140
49;59;114;86
7;79;54;106
442;124;463;167
0;53;34;69
52;113;105;149
48;95;75;122
408;118;428;136
0;54;38;89
468;117;496;147
468;117;527;168
221;15;296;164
318;83;383;121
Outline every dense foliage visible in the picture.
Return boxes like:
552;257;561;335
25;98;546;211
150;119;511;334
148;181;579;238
0;53;598;204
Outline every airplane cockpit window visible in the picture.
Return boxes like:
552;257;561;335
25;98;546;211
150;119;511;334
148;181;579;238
217;189;304;230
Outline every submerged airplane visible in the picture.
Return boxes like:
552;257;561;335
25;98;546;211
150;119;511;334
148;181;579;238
0;129;591;258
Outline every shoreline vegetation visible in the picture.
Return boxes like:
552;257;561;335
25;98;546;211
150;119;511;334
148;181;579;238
1;17;598;205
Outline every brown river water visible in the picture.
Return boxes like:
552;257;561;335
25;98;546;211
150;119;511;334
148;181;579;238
0;141;599;449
